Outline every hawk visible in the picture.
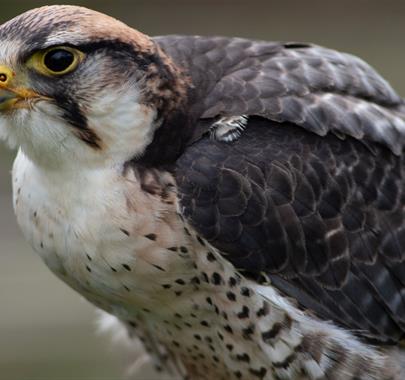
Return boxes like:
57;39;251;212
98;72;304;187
0;5;404;380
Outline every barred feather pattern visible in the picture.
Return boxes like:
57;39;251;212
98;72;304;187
155;36;405;154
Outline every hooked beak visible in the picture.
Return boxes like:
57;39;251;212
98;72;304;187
0;65;46;111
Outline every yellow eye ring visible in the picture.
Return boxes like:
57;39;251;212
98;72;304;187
27;46;84;76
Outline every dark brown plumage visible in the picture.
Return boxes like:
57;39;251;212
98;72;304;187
134;35;405;347
176;119;405;345
141;35;405;167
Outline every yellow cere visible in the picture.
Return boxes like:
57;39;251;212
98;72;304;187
0;64;49;111
0;65;14;85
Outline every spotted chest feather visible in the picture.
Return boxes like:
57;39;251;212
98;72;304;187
12;151;398;380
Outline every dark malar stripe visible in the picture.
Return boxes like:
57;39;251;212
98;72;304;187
53;93;102;149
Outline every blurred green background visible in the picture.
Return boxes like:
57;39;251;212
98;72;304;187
1;1;405;379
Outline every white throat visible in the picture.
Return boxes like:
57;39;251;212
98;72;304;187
1;83;158;171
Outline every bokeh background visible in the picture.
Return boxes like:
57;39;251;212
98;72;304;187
1;1;405;379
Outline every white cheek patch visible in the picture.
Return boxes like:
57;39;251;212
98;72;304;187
87;85;158;163
1;101;91;168
12;105;74;162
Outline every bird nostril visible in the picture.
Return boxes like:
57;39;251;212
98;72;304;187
0;73;7;82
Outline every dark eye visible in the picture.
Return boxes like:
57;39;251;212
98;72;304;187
28;46;84;76
43;49;75;73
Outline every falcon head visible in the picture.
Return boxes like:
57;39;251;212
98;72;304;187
0;5;188;168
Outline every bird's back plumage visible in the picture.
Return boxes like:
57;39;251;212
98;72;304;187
176;118;405;345
153;35;405;154
150;34;405;345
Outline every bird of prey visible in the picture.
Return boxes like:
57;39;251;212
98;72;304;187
1;5;405;380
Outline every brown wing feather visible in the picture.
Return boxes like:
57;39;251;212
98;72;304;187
155;35;405;154
156;35;405;344
175;118;405;344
